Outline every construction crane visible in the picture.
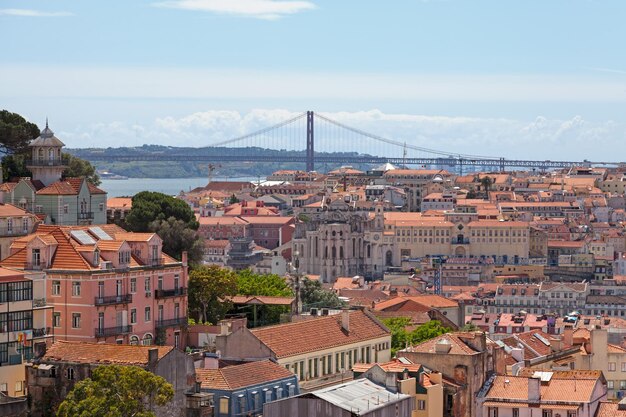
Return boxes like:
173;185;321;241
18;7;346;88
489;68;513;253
207;163;221;184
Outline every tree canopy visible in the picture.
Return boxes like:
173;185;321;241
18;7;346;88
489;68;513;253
0;110;39;156
56;365;174;417
236;269;294;326
125;191;198;232
149;217;204;265
382;318;452;356
188;265;238;324
63;152;101;185
300;277;346;310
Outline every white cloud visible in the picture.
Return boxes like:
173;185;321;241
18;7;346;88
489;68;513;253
57;109;626;162
152;0;316;20
0;8;73;17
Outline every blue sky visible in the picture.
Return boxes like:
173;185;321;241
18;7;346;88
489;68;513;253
1;0;626;160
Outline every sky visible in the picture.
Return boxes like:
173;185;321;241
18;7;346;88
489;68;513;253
1;0;626;161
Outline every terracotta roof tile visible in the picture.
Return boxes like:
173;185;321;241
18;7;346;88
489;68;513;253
596;402;626;417
195;360;294;390
485;374;600;403
43;340;172;365
251;310;389;359
403;333;480;355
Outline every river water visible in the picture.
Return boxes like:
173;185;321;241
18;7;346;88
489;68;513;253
101;177;256;197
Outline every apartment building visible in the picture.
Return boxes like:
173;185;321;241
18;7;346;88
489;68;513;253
382;169;451;212
215;310;392;391
0;123;108;226
0;224;188;347
0;268;53;398
477;371;607;417
0;204;40;260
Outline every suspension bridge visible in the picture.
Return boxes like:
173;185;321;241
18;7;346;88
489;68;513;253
76;111;621;172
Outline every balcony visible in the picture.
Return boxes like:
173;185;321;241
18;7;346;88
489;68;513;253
155;287;187;299
156;317;187;329
24;262;44;271
95;325;132;338
33;298;48;308
94;294;133;306
26;159;67;167
32;327;52;338
78;212;94;220
148;258;163;267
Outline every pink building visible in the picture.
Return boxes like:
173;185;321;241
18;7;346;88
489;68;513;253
0;224;188;348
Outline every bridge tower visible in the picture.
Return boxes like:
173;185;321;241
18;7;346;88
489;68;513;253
306;111;314;172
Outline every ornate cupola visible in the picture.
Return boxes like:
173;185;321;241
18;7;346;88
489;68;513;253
26;119;67;186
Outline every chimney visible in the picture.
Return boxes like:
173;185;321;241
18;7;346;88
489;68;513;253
550;336;562;353
219;321;231;336
563;325;573;347
429;371;442;385
148;348;159;366
341;310;350;332
528;377;541;402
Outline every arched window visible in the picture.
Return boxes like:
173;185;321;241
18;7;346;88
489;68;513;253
352;238;356;257
332;246;336;259
367;245;371;258
48;149;54;160
38;148;44;161
386;251;393;266
142;333;153;346
130;335;139;345
324;246;328;259
340;246;344;259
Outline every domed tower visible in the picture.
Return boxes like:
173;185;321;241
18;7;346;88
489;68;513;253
26;119;67;186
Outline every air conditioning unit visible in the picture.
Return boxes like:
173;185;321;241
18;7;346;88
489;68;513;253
145;291;152;298
100;261;113;270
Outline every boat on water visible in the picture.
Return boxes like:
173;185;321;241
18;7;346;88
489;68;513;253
98;170;129;180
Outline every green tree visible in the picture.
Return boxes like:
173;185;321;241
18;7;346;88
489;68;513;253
300;277;346;309
149;217;204;265
188;265;238;324
63;152;101;185
382;318;451;356
229;194;239;204
479;176;493;195
236;269;294;326
56;365;174;417
0;110;39;156
125;191;198;232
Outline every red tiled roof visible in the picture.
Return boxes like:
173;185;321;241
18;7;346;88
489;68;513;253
195;360;294;390
596;402;626;417
43;340;172;365
251;310;389;359
403;332;480;355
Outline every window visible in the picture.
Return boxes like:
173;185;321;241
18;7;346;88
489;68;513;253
488;408;498;417
418;400;426;410
542;410;552;417
53;312;61;327
513;409;519;417
620;380;626;390
52;281;60;295
144;277;151;292
31;248;40;267
130;308;137;324
622;362;626;372
22;218;28;233
130;278;136;293
608;380;614;389
219;397;229;414
609;362;617;371
63;205;68;214
66;368;74;380
72;313;81;328
142;333;153;346
99;203;104;212
7;219;13;233
72;281;81;297
130;335;139;345
145;307;151;322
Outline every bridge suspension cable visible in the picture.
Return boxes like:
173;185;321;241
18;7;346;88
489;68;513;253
207;112;307;147
314;112;501;160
